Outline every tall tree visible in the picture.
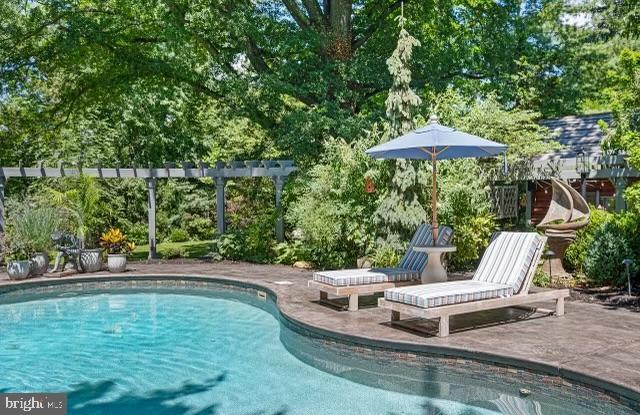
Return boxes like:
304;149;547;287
374;12;427;248
0;0;586;167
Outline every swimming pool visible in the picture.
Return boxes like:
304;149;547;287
0;282;637;415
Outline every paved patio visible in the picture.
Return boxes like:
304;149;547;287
1;260;639;402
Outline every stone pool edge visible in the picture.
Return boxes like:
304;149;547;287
1;272;638;406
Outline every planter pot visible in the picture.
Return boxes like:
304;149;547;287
7;260;31;280
30;252;50;276
79;249;102;273
107;254;127;273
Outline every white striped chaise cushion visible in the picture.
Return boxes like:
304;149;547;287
383;280;513;308
313;268;420;287
472;232;542;293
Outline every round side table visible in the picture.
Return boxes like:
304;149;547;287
412;245;456;284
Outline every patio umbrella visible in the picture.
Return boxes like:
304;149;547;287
366;115;507;244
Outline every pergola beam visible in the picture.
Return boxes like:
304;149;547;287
0;164;296;180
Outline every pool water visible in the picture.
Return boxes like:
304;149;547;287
0;289;636;415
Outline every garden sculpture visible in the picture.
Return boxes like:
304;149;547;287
537;178;590;278
51;232;82;272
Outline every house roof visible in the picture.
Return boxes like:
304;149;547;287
537;112;613;161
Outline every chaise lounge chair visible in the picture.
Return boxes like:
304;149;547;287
378;232;569;337
308;224;453;311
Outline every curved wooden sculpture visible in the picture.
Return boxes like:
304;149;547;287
538;179;589;230
537;179;590;277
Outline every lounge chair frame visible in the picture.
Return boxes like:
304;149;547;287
378;235;570;337
308;279;417;311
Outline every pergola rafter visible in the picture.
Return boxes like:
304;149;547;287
0;160;297;259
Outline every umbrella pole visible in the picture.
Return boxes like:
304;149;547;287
431;150;438;246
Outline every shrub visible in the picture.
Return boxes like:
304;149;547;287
564;208;613;274
584;221;636;286
437;159;497;270
371;241;402;268
126;223;149;245
532;267;551;288
287;136;379;269
211;232;245;260
449;214;496;270
243;212;277;263
273;241;310;265
168;228;190;243
162;246;186;260
184;216;215;241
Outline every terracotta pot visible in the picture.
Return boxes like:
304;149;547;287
79;249;102;273
30;252;50;276
7;260;31;280
107;254;127;273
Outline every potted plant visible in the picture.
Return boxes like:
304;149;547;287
100;228;135;273
1;234;31;280
12;206;61;276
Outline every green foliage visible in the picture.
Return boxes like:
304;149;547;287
162;246;187;260
287;136;378;269
10;205;62;253
432;91;557;181
566;209;639;286
437;159;497;270
371;241;402;268
44;176;102;247
533;267;552;288
273;241;310;265
564;208;615;273
601;49;640;217
126;223;149;246
450;214;497;270
625;183;640;215
157;180;216;242
375;20;427;248
210;233;246;261
168;228;190;243
584;221;636;286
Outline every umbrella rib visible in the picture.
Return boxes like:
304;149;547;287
420;146;449;157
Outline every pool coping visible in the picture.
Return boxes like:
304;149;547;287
1;272;639;406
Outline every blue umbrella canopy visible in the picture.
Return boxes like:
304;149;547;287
366;115;507;160
366;115;507;246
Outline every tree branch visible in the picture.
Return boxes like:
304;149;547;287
281;0;311;29
301;0;326;29
245;37;270;73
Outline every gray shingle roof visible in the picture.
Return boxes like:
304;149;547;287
538;112;613;161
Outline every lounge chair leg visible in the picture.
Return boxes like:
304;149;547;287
438;316;450;337
348;294;359;311
556;297;565;316
320;291;328;301
391;310;400;321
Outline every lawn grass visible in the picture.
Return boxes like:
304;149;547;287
130;240;216;261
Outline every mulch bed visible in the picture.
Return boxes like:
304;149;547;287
571;286;640;312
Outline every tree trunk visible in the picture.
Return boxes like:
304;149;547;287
327;0;352;59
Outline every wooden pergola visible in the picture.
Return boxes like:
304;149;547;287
0;160;296;259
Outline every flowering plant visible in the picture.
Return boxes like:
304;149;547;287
99;228;135;255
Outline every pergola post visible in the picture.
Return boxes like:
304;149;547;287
146;178;158;260
0;177;5;234
614;177;627;212
525;182;533;224
215;177;225;234
274;176;285;242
